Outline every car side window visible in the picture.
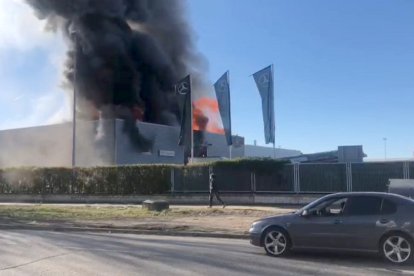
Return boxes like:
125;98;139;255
309;197;348;217
322;198;347;216
381;199;397;215
343;196;382;216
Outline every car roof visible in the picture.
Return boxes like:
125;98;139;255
331;192;390;197
326;192;414;204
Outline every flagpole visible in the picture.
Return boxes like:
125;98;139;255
227;70;233;160
271;64;276;157
190;75;194;163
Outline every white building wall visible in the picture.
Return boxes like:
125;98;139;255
244;145;302;159
0;123;72;168
0;121;302;167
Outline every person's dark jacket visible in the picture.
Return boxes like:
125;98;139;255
209;176;217;191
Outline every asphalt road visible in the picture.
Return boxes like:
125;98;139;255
0;231;413;276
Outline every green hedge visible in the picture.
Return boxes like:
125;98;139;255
0;166;172;195
0;160;288;195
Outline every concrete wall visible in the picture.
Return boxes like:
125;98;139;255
0;121;301;167
0;120;118;168
0;120;185;167
203;133;244;159
115;121;185;165
0;193;321;206
244;145;302;159
0;123;72;167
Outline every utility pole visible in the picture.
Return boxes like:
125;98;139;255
72;35;78;168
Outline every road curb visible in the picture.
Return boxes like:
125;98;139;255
0;225;249;240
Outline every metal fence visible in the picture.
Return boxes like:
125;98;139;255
172;162;413;193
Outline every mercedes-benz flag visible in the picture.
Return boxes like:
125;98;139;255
214;71;232;146
253;65;275;144
175;75;192;146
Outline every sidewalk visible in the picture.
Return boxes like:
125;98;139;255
0;204;297;239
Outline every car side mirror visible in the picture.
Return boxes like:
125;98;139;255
301;209;310;217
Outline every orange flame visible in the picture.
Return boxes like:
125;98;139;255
193;97;225;135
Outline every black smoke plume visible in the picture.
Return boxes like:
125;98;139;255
25;0;206;152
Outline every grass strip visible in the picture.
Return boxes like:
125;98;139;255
0;206;280;222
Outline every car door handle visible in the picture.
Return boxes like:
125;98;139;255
379;219;389;224
334;219;343;225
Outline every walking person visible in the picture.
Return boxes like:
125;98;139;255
209;173;225;208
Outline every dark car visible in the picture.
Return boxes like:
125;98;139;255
249;192;414;264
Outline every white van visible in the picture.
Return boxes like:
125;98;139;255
388;179;414;198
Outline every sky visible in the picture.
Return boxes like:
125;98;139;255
0;0;413;159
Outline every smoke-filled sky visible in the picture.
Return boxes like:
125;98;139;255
1;0;414;159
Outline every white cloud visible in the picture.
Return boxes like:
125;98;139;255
0;0;55;50
0;0;68;67
46;95;72;125
12;95;24;102
0;0;70;130
0;92;71;130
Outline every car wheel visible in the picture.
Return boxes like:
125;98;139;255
262;227;290;257
381;233;413;265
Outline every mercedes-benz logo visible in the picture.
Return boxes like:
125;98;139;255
177;82;189;95
259;73;270;85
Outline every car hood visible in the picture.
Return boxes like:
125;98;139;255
255;212;297;223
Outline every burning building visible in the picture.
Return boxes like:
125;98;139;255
24;0;211;156
0;1;302;168
0;0;240;167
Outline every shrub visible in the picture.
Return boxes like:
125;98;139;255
0;159;288;195
0;165;171;195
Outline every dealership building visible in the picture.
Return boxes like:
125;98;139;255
0;120;303;168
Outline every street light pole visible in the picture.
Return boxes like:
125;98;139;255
72;36;78;168
383;137;387;160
